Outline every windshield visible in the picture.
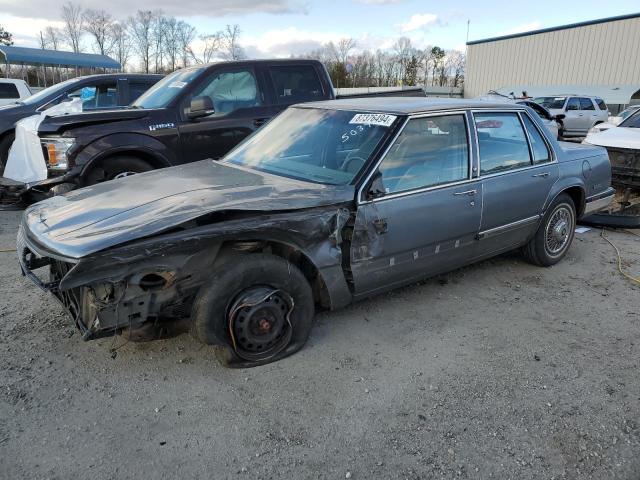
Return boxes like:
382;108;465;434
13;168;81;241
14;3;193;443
619;106;640;121
21;78;78;105
224;107;399;185
619;110;640;128
132;68;202;109
533;97;566;109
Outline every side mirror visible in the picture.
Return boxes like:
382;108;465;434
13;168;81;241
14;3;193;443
555;113;566;121
365;171;386;201
187;96;214;119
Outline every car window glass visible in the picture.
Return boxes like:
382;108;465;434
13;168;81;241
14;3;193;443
579;98;595;110
595;98;607;110
475;112;531;174
62;84;117;110
191;69;261;115
0;83;20;99
377;115;468;194
522;115;551;164
129;83;153;103
619;110;640;128
566;98;580;111
269;65;323;104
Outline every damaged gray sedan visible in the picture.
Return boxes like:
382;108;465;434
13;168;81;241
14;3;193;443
17;98;614;367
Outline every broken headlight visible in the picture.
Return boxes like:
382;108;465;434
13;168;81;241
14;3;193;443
42;137;75;171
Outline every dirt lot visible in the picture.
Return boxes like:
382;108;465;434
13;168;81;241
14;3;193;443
1;208;639;480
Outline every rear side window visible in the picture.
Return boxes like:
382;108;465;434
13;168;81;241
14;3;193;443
475;113;531;174
579;98;595;110
269;65;323;104
595;98;607;110
0;83;20;99
378;114;469;194
522;115;551;164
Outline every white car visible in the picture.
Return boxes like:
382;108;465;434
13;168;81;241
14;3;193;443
0;79;32;106
608;105;640;126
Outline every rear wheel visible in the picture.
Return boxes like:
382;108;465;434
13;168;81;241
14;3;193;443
0;132;15;175
191;253;315;368
83;156;153;185
524;193;576;266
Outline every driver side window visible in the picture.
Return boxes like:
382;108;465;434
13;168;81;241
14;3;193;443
190;69;261;115
377;115;469;194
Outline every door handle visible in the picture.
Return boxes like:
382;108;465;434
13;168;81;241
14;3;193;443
453;189;477;196
253;118;268;127
532;172;550;178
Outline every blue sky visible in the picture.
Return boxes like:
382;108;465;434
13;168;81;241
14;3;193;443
1;0;638;56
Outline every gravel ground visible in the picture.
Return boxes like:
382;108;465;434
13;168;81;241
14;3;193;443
1;208;639;480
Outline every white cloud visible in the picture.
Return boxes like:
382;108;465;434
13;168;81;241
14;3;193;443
498;21;542;36
242;27;341;57
0;14;65;47
396;13;438;33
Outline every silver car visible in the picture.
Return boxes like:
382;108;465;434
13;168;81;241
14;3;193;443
533;95;609;137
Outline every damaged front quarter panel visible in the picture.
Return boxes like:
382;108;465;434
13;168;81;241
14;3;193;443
52;205;356;340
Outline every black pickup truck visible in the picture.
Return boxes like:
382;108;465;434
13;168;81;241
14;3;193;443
0;73;163;174
9;59;423;197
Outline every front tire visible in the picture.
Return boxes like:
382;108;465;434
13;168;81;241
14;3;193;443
83;156;153;186
524;193;576;266
191;253;315;368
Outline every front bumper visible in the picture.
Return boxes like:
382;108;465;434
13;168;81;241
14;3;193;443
584;187;615;215
1;169;80;204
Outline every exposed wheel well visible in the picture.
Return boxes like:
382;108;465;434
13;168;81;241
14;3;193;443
218;240;331;310
563;186;585;216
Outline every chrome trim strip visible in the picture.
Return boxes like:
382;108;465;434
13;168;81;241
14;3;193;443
357;111;473;205
584;190;614;215
478;215;541;240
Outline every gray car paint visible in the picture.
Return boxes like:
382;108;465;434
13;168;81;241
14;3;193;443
18;98;613;342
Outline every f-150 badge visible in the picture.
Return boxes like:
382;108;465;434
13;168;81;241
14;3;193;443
149;123;175;131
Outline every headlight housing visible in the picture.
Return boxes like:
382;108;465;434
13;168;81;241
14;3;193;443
41;137;75;170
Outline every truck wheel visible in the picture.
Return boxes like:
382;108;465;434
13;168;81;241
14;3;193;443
84;156;153;185
524;193;576;267
0;132;15;175
191;253;315;368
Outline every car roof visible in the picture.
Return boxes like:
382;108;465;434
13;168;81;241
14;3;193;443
298;97;525;115
69;73;165;81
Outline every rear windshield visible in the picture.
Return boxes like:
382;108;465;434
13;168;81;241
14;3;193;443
619;110;640;128
533;97;566;109
0;83;20;99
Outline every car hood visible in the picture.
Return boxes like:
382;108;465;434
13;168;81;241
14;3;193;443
584;127;640;150
23;160;355;259
38;108;150;134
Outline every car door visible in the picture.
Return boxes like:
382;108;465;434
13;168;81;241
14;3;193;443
578;97;600;132
178;67;274;161
350;113;482;296
562;97;584;135
473;111;558;258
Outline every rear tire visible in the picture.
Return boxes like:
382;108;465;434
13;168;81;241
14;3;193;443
191;253;315;368
0;132;15;176
524;193;576;266
83;156;153;186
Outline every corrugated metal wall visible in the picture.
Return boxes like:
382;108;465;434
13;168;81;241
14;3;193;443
465;16;640;99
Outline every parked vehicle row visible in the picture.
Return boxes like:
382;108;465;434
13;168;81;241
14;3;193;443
17;98;614;367
0;73;163;175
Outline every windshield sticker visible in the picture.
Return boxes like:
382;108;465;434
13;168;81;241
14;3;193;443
168;81;187;89
349;113;397;127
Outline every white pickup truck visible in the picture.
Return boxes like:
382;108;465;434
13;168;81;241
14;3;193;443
0;79;32;106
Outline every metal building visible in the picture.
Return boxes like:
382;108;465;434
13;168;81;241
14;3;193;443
465;13;640;109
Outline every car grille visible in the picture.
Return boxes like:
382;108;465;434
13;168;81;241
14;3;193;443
607;147;640;189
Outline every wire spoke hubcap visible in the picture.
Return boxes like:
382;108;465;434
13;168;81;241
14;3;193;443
545;206;573;256
227;287;294;361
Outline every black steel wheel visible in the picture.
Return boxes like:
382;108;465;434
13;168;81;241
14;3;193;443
191;253;314;368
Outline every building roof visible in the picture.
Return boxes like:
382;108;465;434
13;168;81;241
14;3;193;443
467;12;640;46
299;97;523;114
0;45;121;69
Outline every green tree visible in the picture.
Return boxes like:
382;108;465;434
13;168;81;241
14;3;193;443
404;55;419;86
0;26;13;46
